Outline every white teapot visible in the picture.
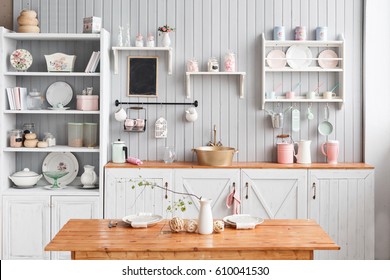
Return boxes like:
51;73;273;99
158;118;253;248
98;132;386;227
185;107;198;122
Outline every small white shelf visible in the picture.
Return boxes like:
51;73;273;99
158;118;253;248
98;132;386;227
4;72;100;77
4;110;100;115
265;67;343;72
185;71;246;99
3;146;100;153
112;46;173;75
4;32;100;41
265;40;343;47
2;185;100;195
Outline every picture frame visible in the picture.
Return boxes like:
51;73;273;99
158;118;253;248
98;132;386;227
127;56;158;97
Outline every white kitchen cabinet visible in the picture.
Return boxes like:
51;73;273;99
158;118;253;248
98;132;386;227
308;169;375;260
2;195;98;260
50;196;99;260
2;196;50;260
174;169;240;219
241;169;308;219
104;168;173;219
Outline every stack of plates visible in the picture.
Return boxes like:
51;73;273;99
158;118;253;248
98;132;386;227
122;214;163;228
223;214;264;228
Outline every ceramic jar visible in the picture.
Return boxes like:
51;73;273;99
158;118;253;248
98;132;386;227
224;51;236;72
198;198;213;234
80;165;98;188
135;34;144;47
146;34;155;47
9;129;23;148
160;33;171;47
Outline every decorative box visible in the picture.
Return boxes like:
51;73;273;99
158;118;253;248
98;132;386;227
77;95;99;111
83;17;102;33
44;53;76;72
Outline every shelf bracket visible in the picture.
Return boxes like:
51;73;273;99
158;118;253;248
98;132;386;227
113;48;119;74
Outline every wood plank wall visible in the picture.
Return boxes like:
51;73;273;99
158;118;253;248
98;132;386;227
12;0;363;163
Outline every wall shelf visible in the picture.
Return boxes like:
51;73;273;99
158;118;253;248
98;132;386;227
4;110;100;115
185;72;246;99
3;146;100;153
4;72;100;77
112;46;173;75
260;33;345;110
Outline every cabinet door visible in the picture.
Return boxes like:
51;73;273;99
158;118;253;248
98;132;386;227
104;168;173;219
2;196;50;260
241;169;307;219
309;169;375;260
174;169;240;219
51;195;100;260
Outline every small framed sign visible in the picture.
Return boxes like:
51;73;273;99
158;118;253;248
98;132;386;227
127;56;158;97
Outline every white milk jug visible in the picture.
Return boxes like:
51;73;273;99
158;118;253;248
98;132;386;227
294;140;312;164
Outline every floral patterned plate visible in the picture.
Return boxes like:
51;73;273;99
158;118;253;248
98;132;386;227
10;49;33;71
42;152;79;186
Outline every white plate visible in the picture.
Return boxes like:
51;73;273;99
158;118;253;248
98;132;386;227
42;152;78;186
223;214;264;227
266;50;286;69
48;107;70;110
10;49;33;71
318;50;338;69
286;45;313;69
46;82;73;107
122;214;163;227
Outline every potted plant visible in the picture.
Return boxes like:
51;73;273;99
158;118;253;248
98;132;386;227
158;24;175;47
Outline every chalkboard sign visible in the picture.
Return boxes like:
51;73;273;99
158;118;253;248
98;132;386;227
127;56;158;97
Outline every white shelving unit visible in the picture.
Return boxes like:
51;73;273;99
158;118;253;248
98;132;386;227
185;72;246;99
0;28;111;259
260;33;345;109
112;46;173;75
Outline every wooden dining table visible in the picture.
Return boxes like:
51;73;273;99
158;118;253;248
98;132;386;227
45;219;339;260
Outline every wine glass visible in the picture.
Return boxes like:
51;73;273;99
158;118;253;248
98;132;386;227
43;171;69;189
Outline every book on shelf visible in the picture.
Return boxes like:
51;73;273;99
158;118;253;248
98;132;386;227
6;87;27;110
85;51;100;73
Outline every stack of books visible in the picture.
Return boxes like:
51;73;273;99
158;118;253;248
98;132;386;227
6;87;28;110
85;51;101;73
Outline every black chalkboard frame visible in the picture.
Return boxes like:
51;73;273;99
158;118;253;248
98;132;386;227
127;56;158;97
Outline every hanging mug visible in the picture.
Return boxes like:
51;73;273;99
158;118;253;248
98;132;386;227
114;108;127;121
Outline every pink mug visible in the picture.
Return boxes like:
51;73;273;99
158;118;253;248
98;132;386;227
321;140;339;164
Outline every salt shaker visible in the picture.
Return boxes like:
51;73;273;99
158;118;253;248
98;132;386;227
135;34;144;47
224;51;236;72
146;33;155;47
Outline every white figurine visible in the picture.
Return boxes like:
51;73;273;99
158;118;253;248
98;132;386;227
117;26;123;47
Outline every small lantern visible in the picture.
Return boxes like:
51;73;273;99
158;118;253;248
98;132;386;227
155;117;167;138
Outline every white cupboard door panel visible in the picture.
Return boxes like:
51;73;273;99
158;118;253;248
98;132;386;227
174;169;240;219
309;170;375;260
104;168;172;219
2;196;50;260
51;196;100;260
241;169;307;219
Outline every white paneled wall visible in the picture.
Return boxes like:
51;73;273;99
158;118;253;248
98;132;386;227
13;0;363;163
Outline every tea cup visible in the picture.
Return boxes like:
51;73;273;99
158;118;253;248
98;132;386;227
266;91;276;99
286;91;295;99
323;91;336;99
306;91;316;99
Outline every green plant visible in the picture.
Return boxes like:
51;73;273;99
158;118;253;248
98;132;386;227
129;177;201;213
158;24;175;33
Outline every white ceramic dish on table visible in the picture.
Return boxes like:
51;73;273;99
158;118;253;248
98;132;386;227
122;214;163;228
223;214;264;228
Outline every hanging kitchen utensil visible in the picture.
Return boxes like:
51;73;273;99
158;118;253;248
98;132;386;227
124;107;147;132
307;104;314;120
155;117;167;138
265;106;292;129
291;108;300;132
318;104;333;136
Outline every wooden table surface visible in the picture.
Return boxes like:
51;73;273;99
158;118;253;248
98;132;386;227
45;219;339;260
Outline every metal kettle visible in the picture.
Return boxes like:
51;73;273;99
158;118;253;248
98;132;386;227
112;139;128;163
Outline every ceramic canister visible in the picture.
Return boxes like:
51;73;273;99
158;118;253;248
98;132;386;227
321;140;339;164
273;26;285;41
277;143;294;164
295;26;307;40
316;26;328;41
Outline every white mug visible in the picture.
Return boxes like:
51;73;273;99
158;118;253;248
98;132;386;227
323;91;336;99
114;108;127;121
306;91;316;99
266;91;276;99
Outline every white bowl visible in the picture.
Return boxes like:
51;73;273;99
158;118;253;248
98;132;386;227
9;168;42;187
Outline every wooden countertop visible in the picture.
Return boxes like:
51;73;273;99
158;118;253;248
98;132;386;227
105;161;374;169
45;219;339;260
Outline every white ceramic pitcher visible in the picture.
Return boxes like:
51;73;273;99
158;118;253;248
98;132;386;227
294;140;312;164
198;198;213;234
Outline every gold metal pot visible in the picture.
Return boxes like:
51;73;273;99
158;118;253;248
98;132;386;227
192;146;238;166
